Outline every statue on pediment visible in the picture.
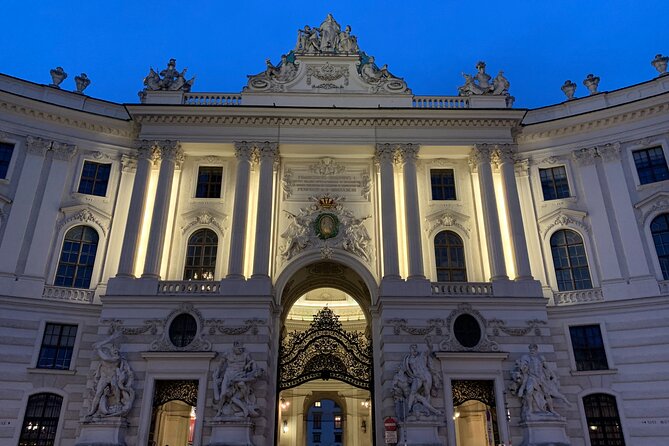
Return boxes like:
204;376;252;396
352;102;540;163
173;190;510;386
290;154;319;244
142;58;194;92
338;25;359;53
246;53;299;92
458;61;510;97
319;13;341;52
359;54;410;93
296;25;320;54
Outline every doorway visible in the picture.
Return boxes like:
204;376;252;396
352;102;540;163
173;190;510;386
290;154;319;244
149;380;198;446
277;274;374;446
452;380;499;446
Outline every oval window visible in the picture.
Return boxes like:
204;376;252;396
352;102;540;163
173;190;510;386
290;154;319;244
169;313;198;348
453;314;481;348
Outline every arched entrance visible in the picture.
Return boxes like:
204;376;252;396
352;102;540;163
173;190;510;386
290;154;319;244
148;380;198;446
276;259;376;446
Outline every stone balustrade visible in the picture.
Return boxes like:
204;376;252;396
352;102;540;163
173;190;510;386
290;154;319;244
183;93;243;106
431;282;493;296
412;96;470;109
157;280;220;294
42;285;94;303
553;288;604;305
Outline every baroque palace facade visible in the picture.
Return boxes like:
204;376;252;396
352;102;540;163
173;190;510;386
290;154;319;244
1;15;669;446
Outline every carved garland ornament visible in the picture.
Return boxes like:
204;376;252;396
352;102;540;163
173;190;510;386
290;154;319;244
386;318;445;336
488;319;547;337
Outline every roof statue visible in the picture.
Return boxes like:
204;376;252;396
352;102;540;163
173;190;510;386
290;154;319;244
458;61;511;97
245;14;410;95
142;58;195;93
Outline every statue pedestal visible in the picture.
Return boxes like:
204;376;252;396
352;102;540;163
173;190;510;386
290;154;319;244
400;419;442;446
207;417;255;446
519;418;570;446
75;417;128;446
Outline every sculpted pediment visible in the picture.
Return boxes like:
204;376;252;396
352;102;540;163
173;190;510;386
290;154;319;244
57;204;112;236
243;15;411;101
634;191;669;225
537;207;589;239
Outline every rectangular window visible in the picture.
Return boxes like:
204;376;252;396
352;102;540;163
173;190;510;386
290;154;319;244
430;169;456;200
37;323;78;369
569;325;609;371
539;166;570;200
78;161;111;196
633;146;669;185
0;142;14;179
334;432;342;443
196;166;223;198
312;412;322;429
334;415;342;429
313;432;321;443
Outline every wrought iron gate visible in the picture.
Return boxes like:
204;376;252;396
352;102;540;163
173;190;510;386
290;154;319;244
279;306;373;390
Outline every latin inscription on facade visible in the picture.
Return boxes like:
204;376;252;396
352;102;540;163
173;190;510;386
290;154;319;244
282;158;371;202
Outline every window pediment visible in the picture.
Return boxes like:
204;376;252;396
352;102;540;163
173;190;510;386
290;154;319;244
57;204;111;236
424;209;470;237
180;209;228;234
634;191;669;225
538;207;589;239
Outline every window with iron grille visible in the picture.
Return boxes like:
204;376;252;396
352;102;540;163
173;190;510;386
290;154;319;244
633;146;669;185
19;393;63;446
55;226;99;289
583;393;626;446
196;166;223;198
651;213;669;280
430;169;456;200
434;230;467;282
37;323;77;370
539;166;570;200
0;142;14;179
550;229;592;291
569;325;609;371
78;161;111;196
183;229;218;280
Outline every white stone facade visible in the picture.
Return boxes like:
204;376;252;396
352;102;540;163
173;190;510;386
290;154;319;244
1;16;669;446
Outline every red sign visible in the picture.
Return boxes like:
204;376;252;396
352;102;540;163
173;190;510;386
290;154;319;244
384;417;398;431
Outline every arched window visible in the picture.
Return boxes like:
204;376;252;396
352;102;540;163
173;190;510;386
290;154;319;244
550;229;592;291
434;230;467;282
650;214;669;279
55;226;99;289
19;393;63;446
184;229;218;280
583;393;625;446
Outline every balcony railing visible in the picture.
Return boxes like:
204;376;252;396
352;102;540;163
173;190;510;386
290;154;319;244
412;96;470;109
553;288;603;305
42;285;94;303
183;93;243;106
431;282;493;297
158;280;220;294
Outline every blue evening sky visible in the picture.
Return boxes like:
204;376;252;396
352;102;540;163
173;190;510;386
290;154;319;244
1;0;668;108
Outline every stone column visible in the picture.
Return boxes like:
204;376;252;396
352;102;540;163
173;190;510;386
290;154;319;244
375;144;400;279
398;144;425;280
252;142;279;279
227;142;254;279
142;141;183;279
493;145;533;280
470;144;508;281
117;142;157;277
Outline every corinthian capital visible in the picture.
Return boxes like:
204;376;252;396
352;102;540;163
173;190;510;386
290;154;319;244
158;140;184;165
234;141;256;162
397;143;420;164
491;144;517;166
257;142;279;162
25;136;51;157
571;147;598;166
597;142;621;162
469;144;493;170
374;143;397;164
51;141;78;161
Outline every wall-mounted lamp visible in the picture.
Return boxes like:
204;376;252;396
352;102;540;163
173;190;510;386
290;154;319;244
361;398;371;409
361;419;367;433
282;420;288;433
280;398;289;410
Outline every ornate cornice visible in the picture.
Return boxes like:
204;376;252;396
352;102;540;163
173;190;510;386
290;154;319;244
133;113;520;129
0;98;136;139
518;101;669;143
